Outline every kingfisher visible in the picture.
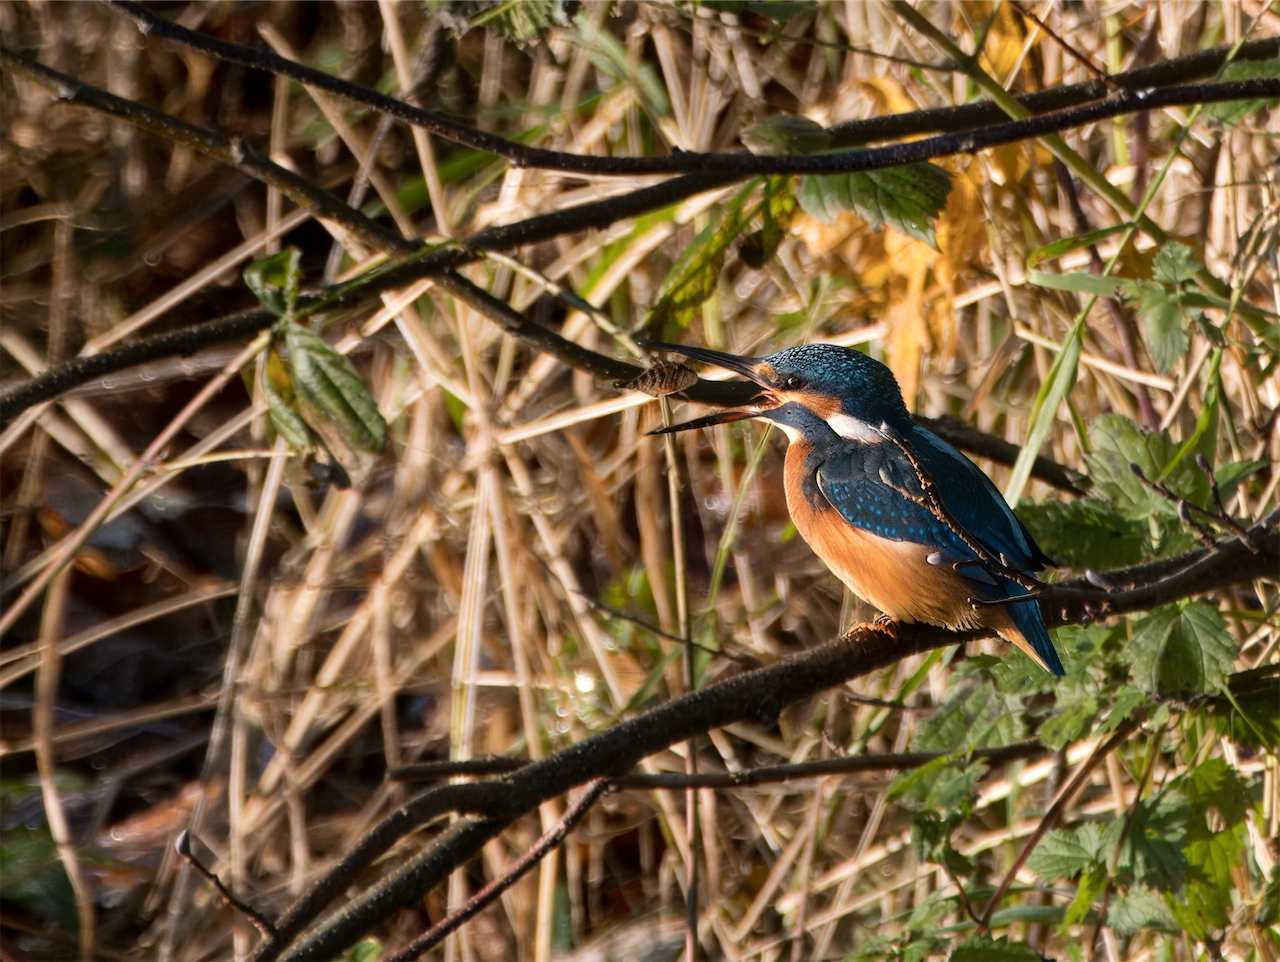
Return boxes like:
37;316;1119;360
651;342;1065;675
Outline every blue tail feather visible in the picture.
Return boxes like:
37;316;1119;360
1006;587;1065;675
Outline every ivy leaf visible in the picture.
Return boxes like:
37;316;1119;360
1131;601;1236;697
1015;498;1150;571
1026;822;1107;880
245;249;303;320
1109;886;1177;937
948;935;1042;961
798;161;951;248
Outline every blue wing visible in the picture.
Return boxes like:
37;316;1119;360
814;432;1064;675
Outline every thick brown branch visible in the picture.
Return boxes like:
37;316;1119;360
255;514;1276;961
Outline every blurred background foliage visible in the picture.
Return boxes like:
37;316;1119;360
0;1;1277;960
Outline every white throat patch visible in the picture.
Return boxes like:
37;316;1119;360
825;413;884;443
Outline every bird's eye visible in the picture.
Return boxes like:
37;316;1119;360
784;375;802;389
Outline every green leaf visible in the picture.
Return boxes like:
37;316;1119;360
1039;693;1099;751
245;249;303;319
1131;601;1236;697
1064;867;1107;927
905;887;955;935
798;161;951;248
1027;269;1126;297
1005;319;1082;504
263;364;314;452
1015;498;1149;571
1130;281;1190;374
1151;241;1201;286
652;181;760;328
1215;459;1265;499
343;938;384;962
1160;349;1220;480
948;934;1043;961
1028;224;1131;269
1086;414;1212;523
1206;57;1280;126
1026;822;1107;880
469;0;567;43
988;904;1065;927
1208;677;1280;750
1098;686;1147;734
1258;864;1280;927
738;176;793;269
1109;886;1177;937
282;322;387;455
1107;788;1189;890
741;114;831;156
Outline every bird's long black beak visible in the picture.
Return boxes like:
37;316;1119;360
649;409;757;435
646;342;767;384
644;343;772;435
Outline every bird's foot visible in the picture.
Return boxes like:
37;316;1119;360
846;615;899;639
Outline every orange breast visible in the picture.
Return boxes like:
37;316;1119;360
782;442;979;629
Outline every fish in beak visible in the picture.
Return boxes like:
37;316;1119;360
645;343;777;435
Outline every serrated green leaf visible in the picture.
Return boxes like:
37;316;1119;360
1135;284;1190;374
948;934;1042;961
798;161;951;248
1039;693;1099;751
1028;224;1131;269
1064;867;1107;927
245;249;302;319
263;379;314;452
905;887;955;935
1026;822;1107;880
1151;241;1200;286
1015;498;1149;571
1099;686;1146;734
1107;788;1189;890
283;323;387;455
1132;600;1236;697
888;755;954;802
1207;57;1280;125
1109;886;1177;937
1086;414;1212;522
